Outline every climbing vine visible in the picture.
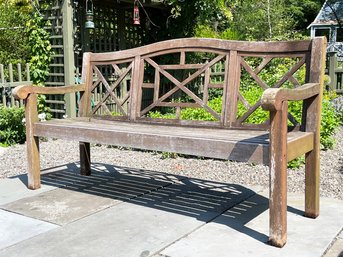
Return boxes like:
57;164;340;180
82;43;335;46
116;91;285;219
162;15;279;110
25;12;53;86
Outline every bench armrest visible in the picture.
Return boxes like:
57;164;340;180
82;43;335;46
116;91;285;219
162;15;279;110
261;83;320;111
12;84;86;100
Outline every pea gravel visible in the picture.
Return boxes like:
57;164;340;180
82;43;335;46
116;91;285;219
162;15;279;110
0;127;342;200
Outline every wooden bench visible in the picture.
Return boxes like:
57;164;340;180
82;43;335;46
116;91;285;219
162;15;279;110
13;37;326;247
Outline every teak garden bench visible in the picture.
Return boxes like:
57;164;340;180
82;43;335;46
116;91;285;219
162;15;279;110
13;37;326;247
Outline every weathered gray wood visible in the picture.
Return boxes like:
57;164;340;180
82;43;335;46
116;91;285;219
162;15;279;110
89;39;312;63
33;118;313;167
303;37;327;219
13;37;326;249
25;94;41;189
13;84;85;100
225;51;240;126
269;101;288;248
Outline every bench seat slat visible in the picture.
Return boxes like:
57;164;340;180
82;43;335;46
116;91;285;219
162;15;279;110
33;118;313;165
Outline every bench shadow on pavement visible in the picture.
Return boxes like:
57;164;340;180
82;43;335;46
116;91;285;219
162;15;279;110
17;162;303;245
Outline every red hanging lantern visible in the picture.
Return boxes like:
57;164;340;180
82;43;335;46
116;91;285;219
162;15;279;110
133;1;140;25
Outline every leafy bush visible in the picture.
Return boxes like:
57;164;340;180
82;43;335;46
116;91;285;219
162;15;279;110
0;105;25;147
320;97;341;150
331;95;343;123
147;87;342;167
0;4;30;64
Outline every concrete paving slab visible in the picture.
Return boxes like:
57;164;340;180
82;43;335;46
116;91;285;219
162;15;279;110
323;238;343;257
2;164;186;225
0;178;257;257
160;193;343;257
2;188;121;225
0;209;58;250
339;231;343;239
0;175;57;206
0;163;84;206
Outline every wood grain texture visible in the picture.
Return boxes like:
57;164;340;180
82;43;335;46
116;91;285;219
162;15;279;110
269;101;288;248
12;84;85;100
25;94;41;189
304;36;327;218
33;118;313;166
261;83;320;111
14;37;325;248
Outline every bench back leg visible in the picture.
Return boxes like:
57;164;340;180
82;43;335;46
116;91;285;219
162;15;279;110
269;102;288;247
303;37;326;218
80;142;91;175
25;94;41;189
304;96;321;218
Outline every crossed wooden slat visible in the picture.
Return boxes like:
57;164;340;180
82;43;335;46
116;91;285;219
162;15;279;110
237;56;306;125
91;63;133;115
140;54;226;120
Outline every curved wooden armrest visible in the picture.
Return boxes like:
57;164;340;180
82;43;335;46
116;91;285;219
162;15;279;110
261;83;320;111
12;84;86;100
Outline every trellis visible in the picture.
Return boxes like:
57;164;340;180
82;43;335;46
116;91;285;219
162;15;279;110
41;0;166;118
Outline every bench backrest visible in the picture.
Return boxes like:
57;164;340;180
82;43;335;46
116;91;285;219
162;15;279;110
79;37;325;130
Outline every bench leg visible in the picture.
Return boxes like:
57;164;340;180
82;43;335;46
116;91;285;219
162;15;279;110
25;93;41;190
26;136;41;189
80;142;91;175
304;148;320;218
269;104;288;247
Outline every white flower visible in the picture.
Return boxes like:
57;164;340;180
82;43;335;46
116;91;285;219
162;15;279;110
22;118;26;124
38;113;46;121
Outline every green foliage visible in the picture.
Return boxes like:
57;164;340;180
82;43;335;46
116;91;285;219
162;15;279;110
25;12;53;86
162;0;322;41
320;95;341;150
0;3;30;64
162;0;233;39
0;105;25;146
37;95;52;120
148;86;341;167
331;95;343;123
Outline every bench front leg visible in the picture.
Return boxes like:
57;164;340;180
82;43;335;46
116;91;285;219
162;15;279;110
25;94;41;189
269;101;288;247
80;142;91;175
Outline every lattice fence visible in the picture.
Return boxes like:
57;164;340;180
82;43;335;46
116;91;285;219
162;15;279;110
0;63;31;107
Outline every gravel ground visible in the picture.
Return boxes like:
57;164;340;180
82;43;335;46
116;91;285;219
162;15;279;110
0;127;342;199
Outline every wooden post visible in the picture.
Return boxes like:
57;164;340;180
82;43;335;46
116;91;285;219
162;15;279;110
328;51;337;91
80;142;91;175
62;0;77;118
25;93;41;189
78;52;92;176
303;37;326;218
269;101;288;247
0;64;5;106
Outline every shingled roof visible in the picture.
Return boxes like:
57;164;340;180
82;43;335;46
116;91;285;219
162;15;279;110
308;0;343;27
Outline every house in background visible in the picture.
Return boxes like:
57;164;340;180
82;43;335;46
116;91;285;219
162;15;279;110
308;0;343;92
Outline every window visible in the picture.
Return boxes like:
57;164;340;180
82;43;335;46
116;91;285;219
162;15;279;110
315;28;330;41
336;28;343;42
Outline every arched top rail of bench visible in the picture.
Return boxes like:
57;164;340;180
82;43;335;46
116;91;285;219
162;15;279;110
87;38;313;63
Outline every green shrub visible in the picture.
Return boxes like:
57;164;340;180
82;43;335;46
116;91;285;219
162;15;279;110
0;105;26;146
147;87;341;167
320;97;341;150
331;95;343;124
